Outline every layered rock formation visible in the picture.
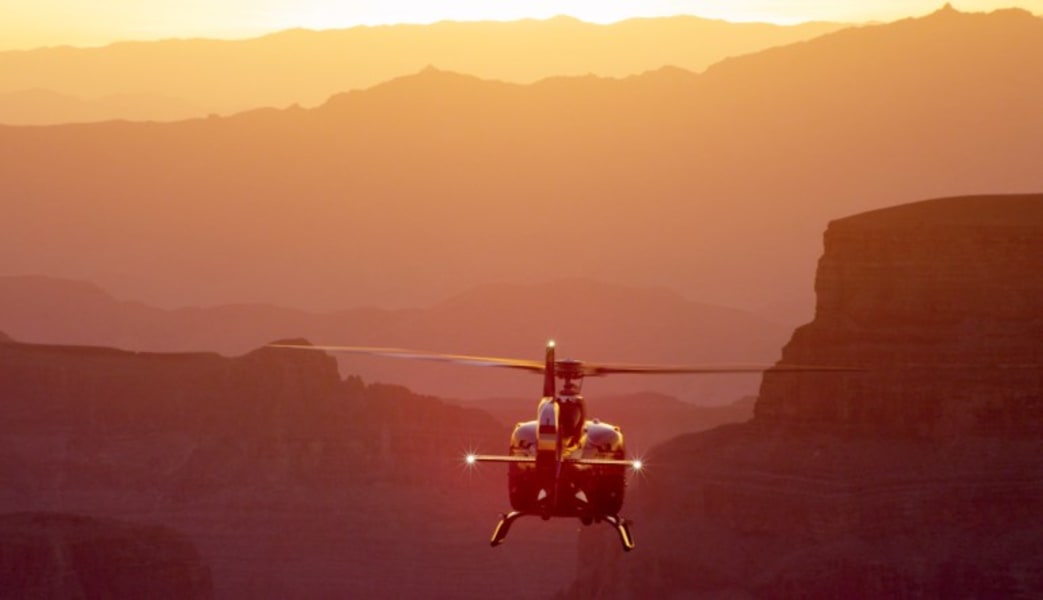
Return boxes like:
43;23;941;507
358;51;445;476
757;194;1043;437
0;337;581;598
0;512;213;598
567;194;1043;598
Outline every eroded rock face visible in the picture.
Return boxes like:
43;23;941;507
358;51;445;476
0;339;564;598
566;194;1043;598
757;194;1043;437
0;512;213;599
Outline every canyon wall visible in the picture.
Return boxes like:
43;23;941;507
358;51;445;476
0;512;213;598
757;194;1043;437
759;195;1043;438
0;337;582;598
568;194;1043;598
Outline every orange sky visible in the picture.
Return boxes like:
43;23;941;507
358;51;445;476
1;1;1041;51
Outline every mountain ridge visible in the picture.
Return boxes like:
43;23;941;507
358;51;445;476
0;275;788;401
0;15;847;122
1;8;1039;327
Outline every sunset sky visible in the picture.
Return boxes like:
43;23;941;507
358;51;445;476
1;0;1040;51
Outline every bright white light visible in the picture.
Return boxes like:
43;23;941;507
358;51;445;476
465;454;477;465
632;460;643;471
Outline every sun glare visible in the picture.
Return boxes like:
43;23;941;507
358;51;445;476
7;1;1043;51
263;1;646;30
257;0;1043;33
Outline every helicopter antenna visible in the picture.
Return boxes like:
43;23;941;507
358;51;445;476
543;340;556;397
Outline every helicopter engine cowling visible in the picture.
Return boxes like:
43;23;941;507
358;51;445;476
577;420;627;516
507;421;539;511
506;417;629;516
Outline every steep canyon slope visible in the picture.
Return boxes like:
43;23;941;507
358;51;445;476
568;194;1043;598
0;337;585;598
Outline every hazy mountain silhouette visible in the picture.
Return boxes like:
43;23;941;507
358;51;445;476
0;88;205;125
0;16;846;122
465;393;756;452
0;7;1039;329
0;276;788;401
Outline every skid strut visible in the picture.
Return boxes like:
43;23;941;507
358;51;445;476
604;515;635;551
490;511;525;547
489;511;635;551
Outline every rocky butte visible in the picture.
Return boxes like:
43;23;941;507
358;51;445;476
0;337;582;597
568;194;1043;598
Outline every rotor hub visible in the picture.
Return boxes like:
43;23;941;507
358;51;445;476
555;359;585;381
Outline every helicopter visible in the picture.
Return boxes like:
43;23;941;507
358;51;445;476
270;340;855;551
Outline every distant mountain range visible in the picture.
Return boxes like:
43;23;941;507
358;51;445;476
0;15;846;123
462;393;756;451
1;7;1039;329
0;89;207;125
0;276;788;402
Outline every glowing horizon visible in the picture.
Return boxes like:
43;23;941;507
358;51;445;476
1;0;1040;51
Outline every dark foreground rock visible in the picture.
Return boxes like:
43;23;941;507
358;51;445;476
0;512;213;599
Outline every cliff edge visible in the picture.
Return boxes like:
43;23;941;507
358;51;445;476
757;194;1042;437
568;194;1043;598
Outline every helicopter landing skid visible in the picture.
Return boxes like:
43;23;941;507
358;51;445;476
603;515;635;551
490;511;525;547
489;511;635;551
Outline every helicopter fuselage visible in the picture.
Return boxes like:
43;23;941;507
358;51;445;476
270;339;859;552
507;394;628;520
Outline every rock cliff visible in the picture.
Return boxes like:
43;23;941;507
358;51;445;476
566;194;1043;598
757;194;1043;437
0;337;578;598
0;512;213;599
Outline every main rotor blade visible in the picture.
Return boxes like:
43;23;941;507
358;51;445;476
585;363;864;376
268;344;863;377
267;344;545;373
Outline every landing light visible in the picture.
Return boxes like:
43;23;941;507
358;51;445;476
632;460;643;471
465;454;477;465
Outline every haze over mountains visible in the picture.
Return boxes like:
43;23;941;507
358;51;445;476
2;6;1039;329
0;15;846;123
3;3;1040;596
0;89;206;126
0;276;786;402
3;194;1037;597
